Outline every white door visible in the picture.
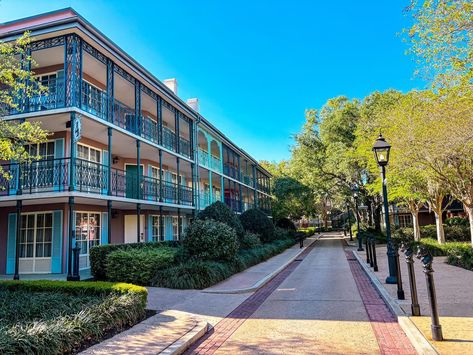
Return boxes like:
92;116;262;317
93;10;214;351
19;213;53;273
124;215;145;243
75;212;101;270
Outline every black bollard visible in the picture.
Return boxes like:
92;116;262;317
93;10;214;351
394;245;405;299
70;244;81;281
371;235;378;272
299;236;304;248
369;236;374;268
417;247;443;341
365;233;371;264
401;243;420;316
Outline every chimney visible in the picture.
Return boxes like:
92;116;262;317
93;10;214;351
163;78;178;95
187;98;199;112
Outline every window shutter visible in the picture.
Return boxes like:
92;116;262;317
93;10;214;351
6;213;17;274
101;212;109;245
51;210;63;273
147;215;153;242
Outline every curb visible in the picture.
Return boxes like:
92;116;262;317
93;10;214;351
202;235;322;294
161;319;210;355
351;250;438;355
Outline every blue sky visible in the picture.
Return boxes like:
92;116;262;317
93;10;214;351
0;0;424;162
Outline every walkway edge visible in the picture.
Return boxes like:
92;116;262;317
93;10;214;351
352;250;438;355
202;235;321;294
160;320;210;355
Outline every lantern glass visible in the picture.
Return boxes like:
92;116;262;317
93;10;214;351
372;133;391;167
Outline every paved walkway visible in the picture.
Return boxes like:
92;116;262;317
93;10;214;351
186;234;416;354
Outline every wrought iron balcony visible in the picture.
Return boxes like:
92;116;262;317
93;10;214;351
210;155;222;172
0;158;194;207
242;175;254;187
162;127;176;152
224;196;242;213
179;137;192;159
223;164;240;180
199;191;210;209
198;148;209;168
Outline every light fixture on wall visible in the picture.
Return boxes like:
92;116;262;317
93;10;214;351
112;156;119;165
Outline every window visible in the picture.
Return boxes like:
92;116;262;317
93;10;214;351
25;141;55;160
172;216;179;240
38;74;57;95
151;215;163;241
398;214;413;228
75;212;101;256
19;213;53;259
150;166;161;180
77;144;101;163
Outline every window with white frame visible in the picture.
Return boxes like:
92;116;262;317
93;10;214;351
398;214;413;228
75;212;101;256
151;215;163;241
172;216;179;240
19;213;53;259
150;166;161;180
77;144;101;163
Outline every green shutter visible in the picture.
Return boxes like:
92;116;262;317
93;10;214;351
101;212;109;245
147;215;153;242
6;213;17;274
165;216;173;241
51;210;63;273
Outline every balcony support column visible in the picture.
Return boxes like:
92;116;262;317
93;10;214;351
191;163;196;211
65;34;82;107
176;157;181;204
177;208;181;240
175;111;180;154
67;196;75;281
135;81;141;135
107;200;112;244
136;140;141;200
239;183;243;213
69;112;77;192
252;165;257;208
157;98;163;146
13;200;22;280
137;203;141;243
106;59;114;122
159;149;163;202
209;171;213;204
107;127;112;196
159;206;164;241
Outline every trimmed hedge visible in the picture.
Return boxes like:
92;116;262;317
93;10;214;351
0;281;147;354
240;208;275;243
105;247;178;285
240;232;262;249
276;218;296;231
183;219;239;261
152;238;296;289
90;240;180;280
197;201;245;239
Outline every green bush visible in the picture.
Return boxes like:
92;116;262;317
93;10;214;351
183;219;239;261
445;225;470;242
446;244;473;271
445;217;469;226
90;240;180;280
276;218;296;231
240;208;275;243
240;232;262;249
0;281;147;354
105;247;178;285
420;225;438;239
274;227;290;241
197;201;244;239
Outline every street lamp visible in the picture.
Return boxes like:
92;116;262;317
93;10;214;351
353;188;363;251
346;201;353;241
373;133;397;284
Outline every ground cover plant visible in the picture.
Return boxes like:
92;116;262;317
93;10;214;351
0;281;147;354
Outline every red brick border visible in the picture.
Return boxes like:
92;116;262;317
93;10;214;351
186;244;316;354
345;250;417;355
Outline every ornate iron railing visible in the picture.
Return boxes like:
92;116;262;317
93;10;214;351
162;127;176;152
81;80;107;120
223;164;239;180
198;148;209;167
179;137;192;158
211;155;222;172
224;196;242;213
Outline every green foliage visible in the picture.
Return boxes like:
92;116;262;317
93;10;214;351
90;240;180;280
240;208;275;243
447;244;473;271
276;218;296;231
419;224;471;242
240;232;262;249
445;217;469;226
0;281;147;354
183;219;239;261
197;201;244;239
105;247;178;285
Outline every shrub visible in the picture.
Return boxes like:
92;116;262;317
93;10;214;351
197;201;245;239
420;224;437;239
274;227;291;241
0;281;147;354
183;219;239;261
446;244;473;271
276;218;296;231
445;225;470;242
393;228;414;245
240;208;275;243
90;240;180;280
105;247;178;285
240;232;262;249
445;217;469;226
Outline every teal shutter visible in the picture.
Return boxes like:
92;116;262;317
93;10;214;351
165;216;173;241
101;212;108;245
102;150;109;194
147;215;153;241
51;210;63;273
6;213;17;274
54;139;64;191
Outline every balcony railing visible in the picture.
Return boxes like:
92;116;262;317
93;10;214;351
0;158;193;206
223;164;240;180
7;79;192;159
224;196;242;213
198;148;209;167
199;191;210;209
242;175;254;187
211;155;222;172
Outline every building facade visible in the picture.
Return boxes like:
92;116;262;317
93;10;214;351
0;8;271;276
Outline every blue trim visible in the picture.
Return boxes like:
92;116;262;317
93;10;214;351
6;213;17;274
165;216;173;241
147;214;153;242
51;210;63;273
101;212;108;245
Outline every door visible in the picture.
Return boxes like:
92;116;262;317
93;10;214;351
124;214;145;243
126;165;143;199
75;212;101;270
19;213;53;273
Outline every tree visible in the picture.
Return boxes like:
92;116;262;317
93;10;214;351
0;32;49;179
406;0;473;85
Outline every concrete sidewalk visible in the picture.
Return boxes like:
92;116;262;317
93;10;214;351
352;241;473;354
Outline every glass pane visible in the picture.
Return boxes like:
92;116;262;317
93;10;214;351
44;228;52;242
21;215;27;229
27;215;34;229
19;245;26;258
37;214;44;228
45;213;52;227
36;229;44;243
20;230;27;243
27;230;34;243
26;244;33;258
44;243;52;257
36;243;43;257
47;142;55;157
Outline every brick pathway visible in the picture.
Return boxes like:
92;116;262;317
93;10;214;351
345;250;417;355
186;244;315;354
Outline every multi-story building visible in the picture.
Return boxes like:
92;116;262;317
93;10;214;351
0;8;271;277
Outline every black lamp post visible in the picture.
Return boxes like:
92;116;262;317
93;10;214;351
346;202;353;241
373;133;397;284
353;189;363;251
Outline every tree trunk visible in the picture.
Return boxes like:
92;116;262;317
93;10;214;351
465;205;473;246
412;210;421;241
434;211;445;244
